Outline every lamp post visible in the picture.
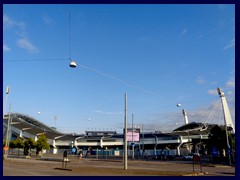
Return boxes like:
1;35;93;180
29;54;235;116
3;85;10;117
4;103;12;159
142;124;144;155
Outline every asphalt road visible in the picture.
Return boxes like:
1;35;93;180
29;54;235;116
3;155;235;176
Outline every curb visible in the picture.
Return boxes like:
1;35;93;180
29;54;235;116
182;172;208;176
203;164;232;168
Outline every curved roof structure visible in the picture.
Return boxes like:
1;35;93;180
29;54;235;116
10;113;60;133
3;113;63;139
172;122;208;132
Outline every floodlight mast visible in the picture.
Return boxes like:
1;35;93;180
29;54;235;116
182;109;189;125
3;85;10;117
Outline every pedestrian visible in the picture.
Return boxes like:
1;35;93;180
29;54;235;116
78;151;83;159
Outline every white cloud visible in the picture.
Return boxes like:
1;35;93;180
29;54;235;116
138;35;153;42
181;28;187;35
196;34;203;40
17;38;38;53
196;76;206;84
223;39;235;50
210;81;217;85
42;14;55;27
207;89;218;96
3;14;16;28
226;78;235;88
4;14;38;54
137;77;235;132
3;14;25;30
217;4;227;10
227;91;233;95
163;98;234;132
95;110;122;115
3;44;10;52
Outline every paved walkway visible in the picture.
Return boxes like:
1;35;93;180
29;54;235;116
3;156;235;176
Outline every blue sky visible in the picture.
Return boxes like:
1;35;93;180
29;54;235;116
3;4;235;133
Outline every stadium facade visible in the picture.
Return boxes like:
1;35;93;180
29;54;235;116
4;112;231;158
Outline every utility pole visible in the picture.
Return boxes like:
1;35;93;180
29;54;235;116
132;114;134;160
124;93;128;170
142;124;144;156
4;103;12;159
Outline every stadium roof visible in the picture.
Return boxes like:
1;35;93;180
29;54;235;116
3;113;63;139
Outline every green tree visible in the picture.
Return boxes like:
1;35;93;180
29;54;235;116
36;134;50;156
15;137;24;155
9;140;17;149
24;137;36;149
24;137;37;156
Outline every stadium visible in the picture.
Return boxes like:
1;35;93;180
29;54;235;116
3;112;232;160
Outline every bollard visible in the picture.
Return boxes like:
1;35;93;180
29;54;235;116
62;150;68;168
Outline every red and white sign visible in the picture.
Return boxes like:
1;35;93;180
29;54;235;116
126;131;139;142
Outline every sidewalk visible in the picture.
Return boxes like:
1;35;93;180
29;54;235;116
3;156;235;176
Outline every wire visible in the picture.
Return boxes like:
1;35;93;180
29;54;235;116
204;98;220;124
6;57;164;98
5;58;68;62
76;62;163;98
69;11;71;61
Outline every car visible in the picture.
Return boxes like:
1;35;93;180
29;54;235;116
182;153;200;160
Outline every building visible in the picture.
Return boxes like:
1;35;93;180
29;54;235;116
4;112;231;157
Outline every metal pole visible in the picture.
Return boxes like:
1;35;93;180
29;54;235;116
124;93;128;170
96;148;98;159
132;114;134;160
142;124;145;151
3;85;10;117
187;130;190;153
4;103;12;159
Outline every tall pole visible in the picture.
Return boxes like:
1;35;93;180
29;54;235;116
182;109;189;125
54;115;58;130
3;85;10;117
187;130;190;153
4;103;12;159
124;93;128;170
142;124;144;154
132;114;134;160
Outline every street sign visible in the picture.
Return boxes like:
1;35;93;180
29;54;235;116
193;154;200;163
71;147;77;153
227;147;231;155
212;147;218;157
